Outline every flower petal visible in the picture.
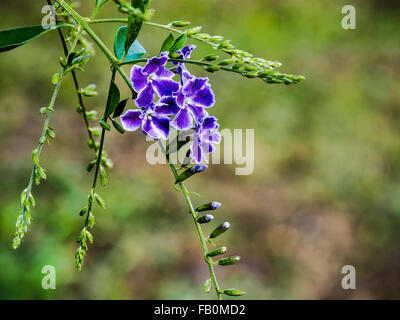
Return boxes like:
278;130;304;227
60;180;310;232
183;77;208;97
201;116;219;130
188;104;209;123
152;79;180;97
142;115;170;140
120;109;143;131
156;96;180;116
171;107;193;130
143;53;168;75
135;84;155;108
130;65;147;92
191;83;215;108
190;134;204;163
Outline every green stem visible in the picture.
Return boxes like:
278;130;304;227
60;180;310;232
49;0;96;150
56;0;135;93
12;68;65;249
164;143;222;300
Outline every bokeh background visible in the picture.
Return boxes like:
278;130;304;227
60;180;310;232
0;0;399;299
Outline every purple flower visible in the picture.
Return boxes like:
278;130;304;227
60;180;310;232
190;116;221;163
170;77;215;131
131;52;180;108
120;104;171;140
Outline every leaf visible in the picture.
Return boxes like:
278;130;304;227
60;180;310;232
104;82;120;118
0;24;72;53
169;33;187;53
113;98;129;118
114;26;146;61
125;0;145;54
160;33;175;53
95;0;108;11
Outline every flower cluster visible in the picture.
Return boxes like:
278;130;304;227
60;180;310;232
120;46;221;163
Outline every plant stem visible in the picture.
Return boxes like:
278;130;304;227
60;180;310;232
164;143;222;300
12;68;65;248
49;0;96;150
56;0;135;93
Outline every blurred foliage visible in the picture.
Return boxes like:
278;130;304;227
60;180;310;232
0;0;400;299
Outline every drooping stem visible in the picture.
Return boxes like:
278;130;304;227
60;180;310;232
75;68;116;270
163;142;222;300
49;0;96;150
12;68;65;249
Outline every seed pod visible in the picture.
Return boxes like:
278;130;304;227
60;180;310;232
223;289;247;296
175;165;208;183
205;65;221;73
217;256;240;266
171;21;191;27
209;222;230;239
196;201;221;212
203;54;219;61
197;214;214;224
207;246;227;257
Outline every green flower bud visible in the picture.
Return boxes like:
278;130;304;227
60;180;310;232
171;21;191;27
187;26;202;35
79;207;87;217
243;72;258;78
244;65;258;71
203;54;219;61
209;222;230;239
219;59;236;66
94;193;106;209
197;214;214;224
86;160;96;172
217;256;240;266
111;118;125;134
196;202;221;212
209;36;224;42
46;127;56;139
204;278;212;293
100;120;111;131
205;65;221;73
223;289;247;296
99;165;107;187
207;246;227;257
175;165;208;183
232;61;245;70
170;52;182;59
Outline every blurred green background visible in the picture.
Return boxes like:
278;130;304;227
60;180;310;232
0;0;400;299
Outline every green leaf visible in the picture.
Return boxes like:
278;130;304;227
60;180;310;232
125;0;145;54
95;0;108;11
104;82;120;118
0;24;72;53
113;98;129;118
169;33;187;53
160;33;175;53
114;26;146;61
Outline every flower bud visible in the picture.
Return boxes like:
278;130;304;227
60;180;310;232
232;61;245;70
196;202;221;212
187;26;202;35
171;21;191;27
223;289;247;296
244;65;258;72
209;222;230;239
205;65;221;73
217;256;240;266
207;246;227;257
209;36;224;42
197;214;214;224
219;59;235;66
203;54;219;61
100;120;111;131
175;165;208;183
243;72;258;78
